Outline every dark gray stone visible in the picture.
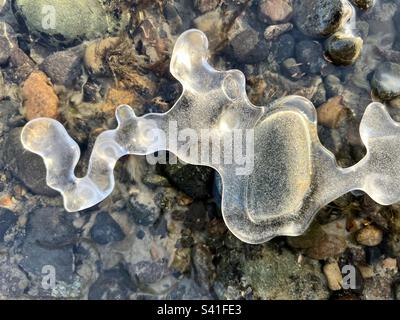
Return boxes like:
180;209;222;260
19;207;77;283
271;33;295;64
184;202;207;231
25;207;77;247
296;40;328;75
230;28;269;64
294;0;351;38
90;212;125;245
128;199;159;226
163;162;213;199
3;128;58;196
40;48;83;88
88;264;136;300
20;242;75;283
0;208;17;242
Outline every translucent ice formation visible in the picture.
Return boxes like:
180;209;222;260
21;29;400;243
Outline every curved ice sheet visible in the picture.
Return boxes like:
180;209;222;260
21;29;400;243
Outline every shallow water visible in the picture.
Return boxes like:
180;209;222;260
0;0;399;300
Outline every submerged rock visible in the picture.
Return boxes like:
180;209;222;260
90;212;125;245
294;0;352;38
88;264;136;300
242;245;329;299
264;23;293;41
258;0;293;24
352;0;375;10
355;224;383;246
22;70;59;121
230;28;268;64
371;62;400;101
325;32;363;66
3;128;58;196
40;48;83;87
19;207;77;283
323;262;343;291
296;40;328;74
317;96;351;129
163;163;213;199
13;0;129;46
0;209;17;243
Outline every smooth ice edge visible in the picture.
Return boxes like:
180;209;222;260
20;29;400;244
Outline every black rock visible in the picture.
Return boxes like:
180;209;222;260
150;216;168;238
184;202;208;232
0;208;17;242
163;162;213;199
128;199;159;226
40;47;83;88
296;40;328;75
88;264;136;300
3;128;58;196
20;241;75;283
294;0;352;38
19;207;77;283
90;212;125;245
230;28;269;64
271;33;295;64
26;207;77;246
364;246;382;265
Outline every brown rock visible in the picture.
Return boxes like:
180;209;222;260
22;71;59;121
259;0;293;23
323;262;343;291
288;223;347;260
317;96;351;129
358;264;374;279
306;234;347;260
84;37;120;75
355;224;383;246
101;87;139;113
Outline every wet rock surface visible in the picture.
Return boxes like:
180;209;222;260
13;0;129;46
371;62;400;101
90;211;125;245
325;32;363;66
294;0;352;38
0;0;398;300
3;128;58;196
